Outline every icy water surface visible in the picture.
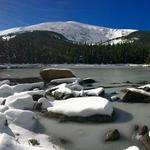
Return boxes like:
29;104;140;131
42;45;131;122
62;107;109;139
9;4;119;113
0;65;150;150
38;102;149;150
0;65;150;85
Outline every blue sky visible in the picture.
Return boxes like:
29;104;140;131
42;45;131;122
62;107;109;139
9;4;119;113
0;0;149;30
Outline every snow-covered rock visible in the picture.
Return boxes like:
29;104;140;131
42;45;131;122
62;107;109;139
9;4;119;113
50;77;80;85
124;146;140;150
84;87;104;96
0;21;137;45
67;80;83;91
5;109;36;129
0;105;9;113
12;82;44;92
123;88;150;103
0;80;10;86
138;84;150;92
138;84;150;89
23;90;45;96
47;96;113;117
38;97;52;109
0;84;14;97
51;83;72;95
0;113;7;128
5;93;34;110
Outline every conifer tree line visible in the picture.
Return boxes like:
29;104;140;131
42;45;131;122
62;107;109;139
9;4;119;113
0;31;150;64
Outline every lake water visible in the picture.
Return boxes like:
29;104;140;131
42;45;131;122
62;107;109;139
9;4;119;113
0;65;150;150
0;65;150;85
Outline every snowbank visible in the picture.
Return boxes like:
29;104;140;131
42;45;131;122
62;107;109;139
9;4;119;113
47;96;113;117
5;93;34;110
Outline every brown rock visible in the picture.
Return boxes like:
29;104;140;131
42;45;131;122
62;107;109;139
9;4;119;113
105;129;120;141
139;126;149;136
140;133;150;150
40;68;75;82
123;89;150;103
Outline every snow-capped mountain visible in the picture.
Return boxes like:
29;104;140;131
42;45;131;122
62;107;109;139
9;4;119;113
0;21;137;44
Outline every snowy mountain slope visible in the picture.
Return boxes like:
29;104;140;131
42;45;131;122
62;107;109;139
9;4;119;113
0;21;137;44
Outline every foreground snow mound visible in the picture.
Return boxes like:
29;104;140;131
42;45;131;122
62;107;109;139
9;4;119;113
0;84;14;97
0;133;46;150
5;109;36;129
5;93;34;110
124;146;140;150
47;97;113;117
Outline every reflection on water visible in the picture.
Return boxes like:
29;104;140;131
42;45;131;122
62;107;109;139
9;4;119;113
38;103;149;150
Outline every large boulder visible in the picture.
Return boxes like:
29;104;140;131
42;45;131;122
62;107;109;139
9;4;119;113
123;88;150;103
43;97;114;123
40;68;75;82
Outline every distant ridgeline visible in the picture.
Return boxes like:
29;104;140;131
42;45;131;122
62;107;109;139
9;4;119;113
0;30;150;64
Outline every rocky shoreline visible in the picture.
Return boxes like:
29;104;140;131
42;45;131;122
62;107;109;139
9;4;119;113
0;68;150;150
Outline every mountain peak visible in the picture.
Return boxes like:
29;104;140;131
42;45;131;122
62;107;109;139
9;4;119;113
0;21;137;44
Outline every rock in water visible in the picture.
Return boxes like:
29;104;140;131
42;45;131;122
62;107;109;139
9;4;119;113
79;78;96;85
140;133;150;150
139;126;149;135
43;97;114;123
40;68;75;82
105;129;120;141
123;88;150;103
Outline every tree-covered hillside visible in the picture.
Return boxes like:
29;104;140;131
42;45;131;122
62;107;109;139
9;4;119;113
0;30;150;64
